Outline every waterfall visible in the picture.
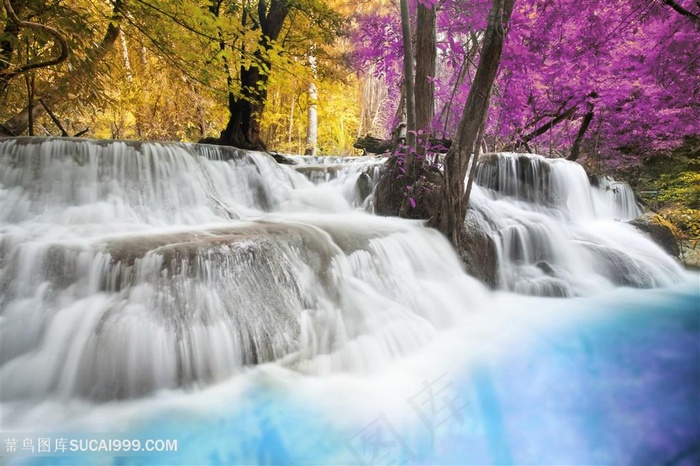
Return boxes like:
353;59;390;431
472;152;681;296
0;138;478;401
592;175;642;220
290;155;384;208
0;139;685;403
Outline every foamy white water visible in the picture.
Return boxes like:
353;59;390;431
472;152;681;296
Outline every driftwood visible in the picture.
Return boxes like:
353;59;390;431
353;135;452;155
353;136;393;154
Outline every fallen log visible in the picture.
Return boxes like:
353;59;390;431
353;136;393;154
353;135;452;155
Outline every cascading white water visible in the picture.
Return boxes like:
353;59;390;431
472;152;682;296
592;175;642;220
0;138;479;401
290;155;384;208
0;140;685;401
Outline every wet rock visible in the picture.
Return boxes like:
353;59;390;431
458;210;500;288
580;241;656;288
356;171;373;202
104;222;338;278
536;261;556;277
269;151;297;165
680;240;700;269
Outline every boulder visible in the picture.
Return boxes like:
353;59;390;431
457;210;500;288
356;171;373;202
629;212;680;257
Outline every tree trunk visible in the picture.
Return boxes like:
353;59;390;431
288;95;295;144
305;82;318;155
399;0;416;152
219;0;290;149
430;0;515;244
439;32;480;135
568;103;594;161
220;64;266;148
415;1;436;140
393;81;406;131
396;0;437;216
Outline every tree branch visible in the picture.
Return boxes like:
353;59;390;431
661;0;700;29
39;98;68;136
1;0;69;83
518;104;577;147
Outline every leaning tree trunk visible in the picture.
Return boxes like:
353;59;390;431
568;101;595;161
430;0;515;244
514;104;577;152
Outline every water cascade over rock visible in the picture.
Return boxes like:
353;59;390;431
0;139;684;403
592;175;642;221
472;152;680;296
0;138;473;401
291;155;384;207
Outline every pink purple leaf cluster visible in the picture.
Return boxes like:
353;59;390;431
352;0;700;168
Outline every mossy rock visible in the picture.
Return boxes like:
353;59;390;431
629;212;680;257
659;207;700;239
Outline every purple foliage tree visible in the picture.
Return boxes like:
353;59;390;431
352;0;700;169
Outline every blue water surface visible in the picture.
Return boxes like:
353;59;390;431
15;280;700;466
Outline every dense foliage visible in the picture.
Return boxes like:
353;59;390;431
1;0;698;164
0;0;358;151
354;0;700;168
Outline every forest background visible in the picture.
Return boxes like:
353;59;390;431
1;0;698;239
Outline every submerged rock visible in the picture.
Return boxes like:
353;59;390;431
536;261;556;277
580;241;657;288
629;212;680;257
